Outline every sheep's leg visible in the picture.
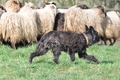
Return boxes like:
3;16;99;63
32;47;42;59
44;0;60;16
11;42;16;49
113;39;116;44
102;36;107;45
100;40;104;45
103;40;107;45
100;36;107;45
110;39;116;46
109;39;112;45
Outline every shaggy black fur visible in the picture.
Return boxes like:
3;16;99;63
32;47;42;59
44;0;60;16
54;13;65;31
29;26;100;64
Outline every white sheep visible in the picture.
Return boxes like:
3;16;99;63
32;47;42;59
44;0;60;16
0;2;38;49
34;2;57;36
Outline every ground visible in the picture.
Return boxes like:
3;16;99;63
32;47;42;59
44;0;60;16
115;38;120;45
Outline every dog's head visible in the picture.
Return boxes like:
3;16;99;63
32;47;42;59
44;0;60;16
84;25;100;46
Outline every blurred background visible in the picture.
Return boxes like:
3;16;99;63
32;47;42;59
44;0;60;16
1;0;120;10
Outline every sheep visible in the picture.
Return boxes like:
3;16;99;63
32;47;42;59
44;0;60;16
102;11;120;45
34;1;57;37
4;0;22;13
54;4;89;31
0;2;38;49
57;4;89;14
63;6;106;38
77;4;89;9
57;9;68;13
93;5;106;17
54;13;65;31
0;5;6;41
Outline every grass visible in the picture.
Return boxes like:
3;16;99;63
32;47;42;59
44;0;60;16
0;42;120;80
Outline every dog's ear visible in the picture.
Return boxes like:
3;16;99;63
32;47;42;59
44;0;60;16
90;26;94;31
85;25;89;31
89;26;95;33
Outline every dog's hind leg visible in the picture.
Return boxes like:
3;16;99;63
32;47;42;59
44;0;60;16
29;52;39;64
29;50;48;64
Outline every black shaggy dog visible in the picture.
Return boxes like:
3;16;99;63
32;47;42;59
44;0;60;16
29;26;100;64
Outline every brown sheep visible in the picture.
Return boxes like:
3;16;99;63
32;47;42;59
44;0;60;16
102;11;120;45
63;6;106;38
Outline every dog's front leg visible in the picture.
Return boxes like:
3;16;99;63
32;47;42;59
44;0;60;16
53;50;61;64
69;52;75;62
84;54;100;64
78;50;100;64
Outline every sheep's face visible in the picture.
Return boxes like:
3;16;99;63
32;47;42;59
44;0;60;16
12;0;21;5
5;0;22;12
77;4;89;9
50;5;56;9
25;2;34;8
43;1;57;9
45;2;56;6
10;0;22;8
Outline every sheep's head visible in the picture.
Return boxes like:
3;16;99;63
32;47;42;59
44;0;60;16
10;0;22;7
92;5;106;18
24;2;34;9
5;0;23;12
43;1;57;16
77;4;89;9
93;5;106;13
46;1;56;6
43;1;57;9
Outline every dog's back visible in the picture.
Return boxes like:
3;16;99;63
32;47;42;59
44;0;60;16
39;31;86;52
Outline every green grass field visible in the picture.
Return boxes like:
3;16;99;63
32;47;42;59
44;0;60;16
0;42;120;80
